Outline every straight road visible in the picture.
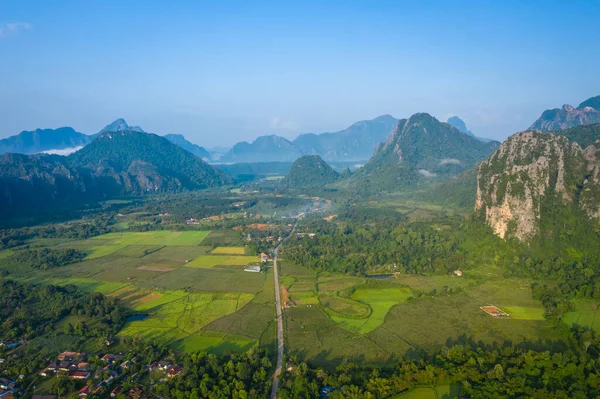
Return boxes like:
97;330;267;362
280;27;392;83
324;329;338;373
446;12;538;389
270;218;299;399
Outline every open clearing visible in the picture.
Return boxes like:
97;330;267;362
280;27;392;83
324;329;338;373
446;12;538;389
503;306;545;320
328;287;413;334
393;384;460;399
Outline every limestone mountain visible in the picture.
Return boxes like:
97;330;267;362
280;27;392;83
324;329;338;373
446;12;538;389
284;155;339;188
97;118;144;134
0;127;92;155
222;135;301;163
352;113;500;193
447;116;474;137
529;95;600;132
446;116;494;143
292;115;398;161
0;130;231;218
69;130;231;193
164;134;211;160
475;127;600;241
221;115;398;163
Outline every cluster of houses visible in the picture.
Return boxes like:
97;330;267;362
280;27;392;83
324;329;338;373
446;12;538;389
40;352;90;379
296;232;316;239
0;378;17;399
37;351;183;398
148;360;183;378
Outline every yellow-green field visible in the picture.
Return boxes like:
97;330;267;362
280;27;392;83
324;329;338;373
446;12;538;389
393;384;460;399
503;306;545;320
118;290;255;351
0;228;273;355
211;246;247;255
186;255;258;268
329;287;414;334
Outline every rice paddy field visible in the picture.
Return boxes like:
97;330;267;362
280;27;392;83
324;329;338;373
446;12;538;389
0;227;572;365
0;229;274;355
279;260;566;366
562;300;600;330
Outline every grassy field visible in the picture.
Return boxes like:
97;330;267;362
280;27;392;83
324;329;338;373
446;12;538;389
211;246;247;255
0;227;273;355
186;255;258;268
322;296;371;318
393;384;460;399
329;287;413;334
118;290;255;349
503;306;546;320
562;300;600;330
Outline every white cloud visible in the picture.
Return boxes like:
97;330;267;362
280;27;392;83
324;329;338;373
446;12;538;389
40;146;84;156
0;22;32;38
269;116;299;131
439;158;462;166
269;117;281;129
418;169;436;178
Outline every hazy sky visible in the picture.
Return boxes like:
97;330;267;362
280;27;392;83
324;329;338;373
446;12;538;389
1;1;599;147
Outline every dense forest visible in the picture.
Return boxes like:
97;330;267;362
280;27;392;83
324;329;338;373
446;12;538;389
285;211;466;275
4;248;85;270
0;280;124;340
279;343;600;398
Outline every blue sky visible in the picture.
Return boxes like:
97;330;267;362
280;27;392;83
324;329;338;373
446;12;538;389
1;1;599;147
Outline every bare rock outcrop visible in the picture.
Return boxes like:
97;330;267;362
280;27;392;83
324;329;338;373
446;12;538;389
475;130;599;241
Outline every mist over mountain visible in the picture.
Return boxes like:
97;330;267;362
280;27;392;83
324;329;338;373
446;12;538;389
0;127;92;155
0;130;231;217
529;95;600;132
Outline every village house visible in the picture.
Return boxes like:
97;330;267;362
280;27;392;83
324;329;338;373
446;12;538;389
101;354;125;364
166;365;183;378
78;385;91;397
68;371;90;380
260;253;269;263
110;386;123;398
157;360;172;370
0;389;14;399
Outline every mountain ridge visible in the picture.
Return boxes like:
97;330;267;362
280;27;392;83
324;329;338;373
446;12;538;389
529;95;600;132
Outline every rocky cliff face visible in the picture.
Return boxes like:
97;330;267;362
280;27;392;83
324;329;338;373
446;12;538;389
475;130;600;240
529;95;600;132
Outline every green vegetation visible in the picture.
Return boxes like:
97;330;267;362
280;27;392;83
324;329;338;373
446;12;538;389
186;255;258;268
211;246;247;254
329;287;413;334
284;155;339;188
4;248;85;270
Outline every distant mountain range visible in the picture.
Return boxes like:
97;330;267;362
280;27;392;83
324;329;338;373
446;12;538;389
0;127;92;155
350;113;500;193
0;130;230;218
220;115;399;163
446;116;494;143
164;134;211;160
529;95;600;132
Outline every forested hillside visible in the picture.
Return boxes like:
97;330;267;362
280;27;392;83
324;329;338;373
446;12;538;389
284;155;339;188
